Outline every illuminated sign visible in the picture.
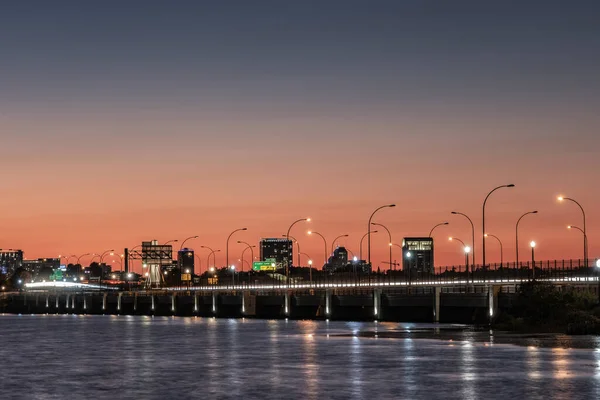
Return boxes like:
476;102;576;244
252;261;277;271
181;273;191;281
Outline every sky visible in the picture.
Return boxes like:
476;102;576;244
1;1;599;273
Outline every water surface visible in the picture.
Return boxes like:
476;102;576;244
0;315;599;399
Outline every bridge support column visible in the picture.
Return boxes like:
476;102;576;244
65;294;70;309
325;289;332;318
171;294;176;314
35;294;39;308
434;286;441;323
242;292;255;316
83;295;87;311
194;294;198;313
489;286;499;324
102;293;107;312
151;295;155;312
24;294;28;306
55;295;59;309
212;292;217;315
134;293;138;312
373;289;382;320
71;295;75;310
118;293;122;312
284;291;290;316
46;295;49;309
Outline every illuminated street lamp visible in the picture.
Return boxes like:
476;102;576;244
484;234;504;267
308;259;313;284
428;222;449;237
451;212;475;274
201;246;220;271
307;231;327;271
359;230;378;261
367;204;395;266
164;239;178;246
331;234;349;254
283;235;302;267
482;184;515;268
530;241;537;280
238;241;255;273
372;222;393;271
516;211;538;266
99;249;115;263
180;236;199;251
464;246;471;280
230;265;236;286
76;253;91;267
226;228;247;276
450;237;470;277
286;218;311;279
558;196;587;267
567;225;587;266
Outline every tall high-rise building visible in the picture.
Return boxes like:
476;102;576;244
402;237;434;274
22;258;60;275
0;250;24;275
178;248;195;281
259;238;293;270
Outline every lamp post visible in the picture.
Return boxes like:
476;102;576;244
238;241;255;273
559;196;587;267
516;210;538;266
359;230;378;261
282;234;301;267
226;228;247;275
530;241;536;280
449;237;469;276
286;218;310;280
230;265;236;286
164;239;178;246
308;230;327;269
567;225;587;266
484;234;503;267
372;222;392;271
428;222;449;237
99;249;115;263
76;253;91;267
62;255;76;266
201;246;220;270
180;236;199;251
331;234;349;254
368;204;395;267
451;211;475;273
194;254;203;276
482;184;515;268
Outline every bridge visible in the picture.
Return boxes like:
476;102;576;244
3;258;598;324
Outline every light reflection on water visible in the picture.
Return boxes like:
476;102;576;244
0;315;599;399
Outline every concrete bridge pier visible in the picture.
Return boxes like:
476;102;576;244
194;294;198;313
102;293;107;312
151;295;155;312
325;289;332;318
434;287;441;323
83;295;87;311
212;292;217;315
45;294;49;310
373;289;382;320
171;294;176;314
55;295;59;310
284;292;290;316
134;293;138;312
117;293;122;312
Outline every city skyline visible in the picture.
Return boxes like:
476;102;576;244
1;2;599;269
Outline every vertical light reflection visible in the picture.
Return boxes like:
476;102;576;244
349;333;363;399
267;320;282;390
526;346;541;380
301;320;319;400
460;342;477;400
552;348;570;380
206;316;221;396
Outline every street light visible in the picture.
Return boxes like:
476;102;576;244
226;228;247;275
286;218;310;279
482;184;515;268
180;236;199;251
99;249;115;263
372;222;393;271
76;253;91;267
464;246;471;277
558;196;587;267
331;234;349;254
230;265;236;286
238;241;256;273
449;237;469;276
530;241;536;280
484;234;504;267
567;225;587;266
307;231;327;271
451;211;475;273
516;210;538;266
164;239;178;245
201;246;220;271
367;204;395;266
359;230;378;261
428;222;449;237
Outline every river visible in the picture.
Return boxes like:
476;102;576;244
0;315;599;399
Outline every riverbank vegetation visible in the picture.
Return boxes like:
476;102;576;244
494;282;600;335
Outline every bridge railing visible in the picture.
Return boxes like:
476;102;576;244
167;259;599;291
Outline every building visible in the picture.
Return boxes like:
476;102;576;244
178;249;195;283
22;258;60;275
402;237;434;274
141;240;173;288
259;238;293;270
324;246;349;273
0;250;24;275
